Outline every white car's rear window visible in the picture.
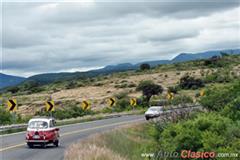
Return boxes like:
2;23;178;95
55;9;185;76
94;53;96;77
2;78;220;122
149;108;158;111
29;121;48;129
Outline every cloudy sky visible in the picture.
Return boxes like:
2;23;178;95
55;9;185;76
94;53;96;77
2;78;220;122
1;0;240;77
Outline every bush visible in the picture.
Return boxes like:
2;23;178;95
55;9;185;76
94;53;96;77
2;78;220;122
167;95;193;106
204;72;232;83
0;106;25;125
0;107;12;125
128;83;136;88
199;81;240;111
6;86;20;94
157;113;240;154
36;105;94;120
179;75;204;90
204;56;223;67
115;99;131;112
140;63;151;70
65;81;82;89
222;96;240;121
114;92;128;99
167;86;180;94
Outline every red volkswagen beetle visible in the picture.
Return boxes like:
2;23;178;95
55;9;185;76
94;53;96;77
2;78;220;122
25;117;60;148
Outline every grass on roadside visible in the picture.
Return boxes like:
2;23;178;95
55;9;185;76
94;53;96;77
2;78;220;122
65;122;156;160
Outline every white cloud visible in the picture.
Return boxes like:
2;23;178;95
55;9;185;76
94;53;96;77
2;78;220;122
1;1;240;77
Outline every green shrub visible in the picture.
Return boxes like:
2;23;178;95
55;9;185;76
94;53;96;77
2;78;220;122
140;63;151;70
114;92;128;99
115;99;131;112
157;113;240;154
167;86;180;94
0;106;26;125
65;81;81;89
36;105;94;120
222;96;240;121
0;107;12;125
179;75;204;89
115;83;128;88
6;86;20;94
167;95;193;106
204;72;232;83
199;81;240;111
128;83;136;88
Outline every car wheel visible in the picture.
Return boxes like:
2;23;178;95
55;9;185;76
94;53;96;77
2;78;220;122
27;142;33;148
41;143;46;148
145;117;149;120
54;140;59;147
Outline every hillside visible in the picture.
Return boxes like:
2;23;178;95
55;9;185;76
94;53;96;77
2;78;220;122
0;73;25;89
1;54;239;117
2;48;238;88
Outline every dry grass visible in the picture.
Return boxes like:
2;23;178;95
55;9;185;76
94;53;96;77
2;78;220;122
64;122;150;160
64;132;126;160
13;67;208;115
65;143;126;160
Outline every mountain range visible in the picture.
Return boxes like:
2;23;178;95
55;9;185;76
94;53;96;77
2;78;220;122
1;48;239;89
0;73;26;89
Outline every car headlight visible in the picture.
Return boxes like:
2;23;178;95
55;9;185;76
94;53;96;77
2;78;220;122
26;133;29;139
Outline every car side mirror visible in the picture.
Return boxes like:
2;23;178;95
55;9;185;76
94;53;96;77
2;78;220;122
55;128;59;131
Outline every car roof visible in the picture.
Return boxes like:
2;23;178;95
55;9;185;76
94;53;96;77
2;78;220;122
29;117;55;123
149;106;163;108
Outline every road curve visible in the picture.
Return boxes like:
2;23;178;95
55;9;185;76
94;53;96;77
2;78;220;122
0;115;144;160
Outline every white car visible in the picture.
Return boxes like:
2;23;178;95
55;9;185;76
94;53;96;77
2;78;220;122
145;106;164;120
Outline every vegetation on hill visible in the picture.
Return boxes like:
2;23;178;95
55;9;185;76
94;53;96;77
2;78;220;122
65;81;240;160
151;80;240;159
63;54;240;159
0;54;239;126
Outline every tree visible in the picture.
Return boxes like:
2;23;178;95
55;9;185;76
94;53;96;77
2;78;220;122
140;63;151;70
220;52;229;57
179;75;204;89
136;80;163;106
6;86;20;94
23;80;39;90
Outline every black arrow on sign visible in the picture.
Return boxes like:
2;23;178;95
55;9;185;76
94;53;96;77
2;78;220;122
83;101;89;110
109;98;115;106
131;99;137;106
9;100;16;111
47;102;54;111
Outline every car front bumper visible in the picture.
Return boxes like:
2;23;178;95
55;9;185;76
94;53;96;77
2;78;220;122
26;140;50;143
145;114;159;118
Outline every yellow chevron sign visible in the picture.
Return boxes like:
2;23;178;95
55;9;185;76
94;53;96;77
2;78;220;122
130;98;137;106
7;99;17;112
200;90;205;97
108;98;116;107
81;100;90;110
167;92;174;100
45;101;55;112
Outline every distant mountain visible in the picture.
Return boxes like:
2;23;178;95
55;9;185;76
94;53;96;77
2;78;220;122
1;48;239;88
0;73;26;89
171;49;240;63
101;63;136;71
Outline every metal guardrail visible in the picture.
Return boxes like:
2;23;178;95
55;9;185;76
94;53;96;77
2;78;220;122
0;111;141;133
0;124;28;132
149;105;203;122
0;105;202;133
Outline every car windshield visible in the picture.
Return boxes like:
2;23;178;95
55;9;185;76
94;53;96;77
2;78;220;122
149;108;158;111
29;121;48;129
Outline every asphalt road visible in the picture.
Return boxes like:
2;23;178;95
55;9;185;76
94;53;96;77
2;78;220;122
0;115;144;160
